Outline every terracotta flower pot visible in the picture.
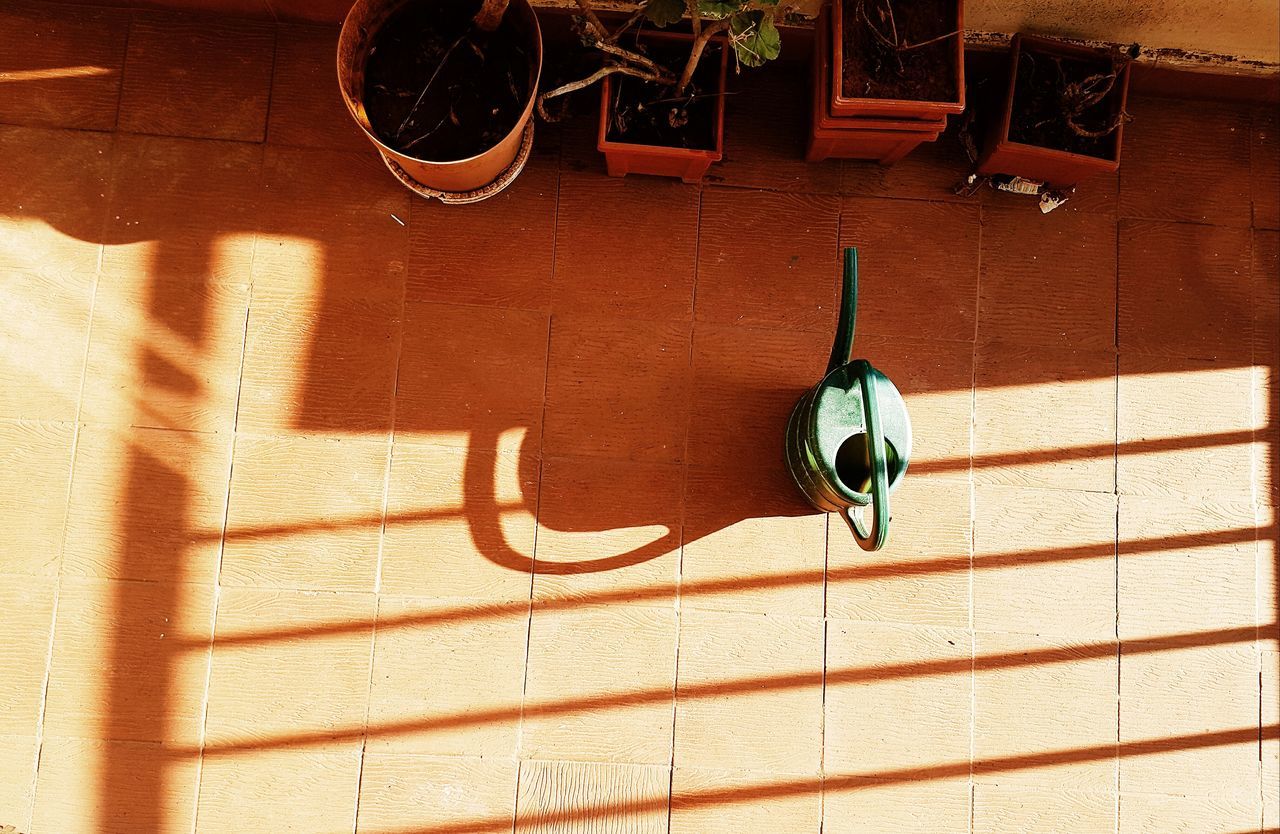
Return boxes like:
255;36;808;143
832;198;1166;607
830;0;965;120
809;9;946;164
597;31;728;184
337;0;542;202
976;33;1131;188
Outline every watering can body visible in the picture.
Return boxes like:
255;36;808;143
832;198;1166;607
785;249;911;551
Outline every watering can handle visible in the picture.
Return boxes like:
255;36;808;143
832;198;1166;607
839;361;890;551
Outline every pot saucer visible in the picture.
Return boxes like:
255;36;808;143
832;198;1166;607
379;121;535;205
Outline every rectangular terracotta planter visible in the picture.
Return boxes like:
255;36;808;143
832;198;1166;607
976;33;1131;187
830;0;965;120
597;31;728;184
809;10;945;164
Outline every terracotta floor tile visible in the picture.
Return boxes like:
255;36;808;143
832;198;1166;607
80;278;250;433
222;435;388;592
714;63;842;194
827;475;971;628
0;420;75;577
840;133;974;204
838;197;981;341
858;335;975;474
195;747;362;834
823;777;971;834
268;0;350;22
254;146;409;294
1119;97;1252;227
974;486;1117;639
552;171;698;321
394;302;549;448
1254;106;1280;230
0;734;37;827
543;315;691;463
687;322;830;468
204;587;374;749
0;578;56;736
975;342;1116;492
118;12;274;142
681;461;825;618
62;426;232;585
974;631;1117;791
1117;354;1254;503
1119;643;1258;798
1117;494;1256;640
0;271;94;423
825;620;970;774
1255;230;1280;364
382;441;537;601
978;207;1118;350
43;578;214;745
99;135;262;288
522;606;677;765
670;767;821;834
237;281;402;435
0;3;128;131
694;187;840;331
367;596;527;757
355;753;518;833
267;24;368;152
533;455;682;609
974;785;1115;834
408;155;558;310
1118;791;1262;834
674;610;823;774
0;126;110;280
1118;219;1253;362
515;759;670;834
31;736;200;834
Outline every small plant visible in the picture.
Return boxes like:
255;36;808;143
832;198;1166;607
536;0;796;128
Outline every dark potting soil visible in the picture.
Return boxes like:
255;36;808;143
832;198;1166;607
363;0;531;161
839;0;958;102
604;40;722;152
1008;47;1120;158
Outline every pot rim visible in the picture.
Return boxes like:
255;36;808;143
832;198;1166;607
337;0;543;167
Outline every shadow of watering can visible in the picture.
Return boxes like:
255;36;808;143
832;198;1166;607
785;247;912;551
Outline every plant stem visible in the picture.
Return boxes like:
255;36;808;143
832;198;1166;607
537;64;674;121
574;0;610;40
676;18;730;96
473;0;509;32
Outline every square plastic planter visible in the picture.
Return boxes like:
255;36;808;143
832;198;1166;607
597;31;729;183
829;0;965;120
809;9;946;164
976;33;1131;187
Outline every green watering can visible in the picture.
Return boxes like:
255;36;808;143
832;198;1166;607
785;248;911;551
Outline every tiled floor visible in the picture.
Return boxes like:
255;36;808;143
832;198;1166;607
1;2;1278;833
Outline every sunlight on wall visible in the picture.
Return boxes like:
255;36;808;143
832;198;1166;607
0;65;113;82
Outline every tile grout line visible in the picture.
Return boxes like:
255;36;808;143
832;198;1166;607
665;181;704;834
509;161;562;832
349;202;412;834
968;201;982;834
24;122;126;829
1112;207;1121;834
111;10;134;133
188;139;266;834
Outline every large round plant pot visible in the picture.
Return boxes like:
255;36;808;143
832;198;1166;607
337;0;542;202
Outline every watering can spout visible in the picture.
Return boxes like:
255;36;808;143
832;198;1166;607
827;247;858;375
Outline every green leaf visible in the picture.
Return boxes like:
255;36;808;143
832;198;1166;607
730;11;781;67
697;0;740;20
643;0;684;27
